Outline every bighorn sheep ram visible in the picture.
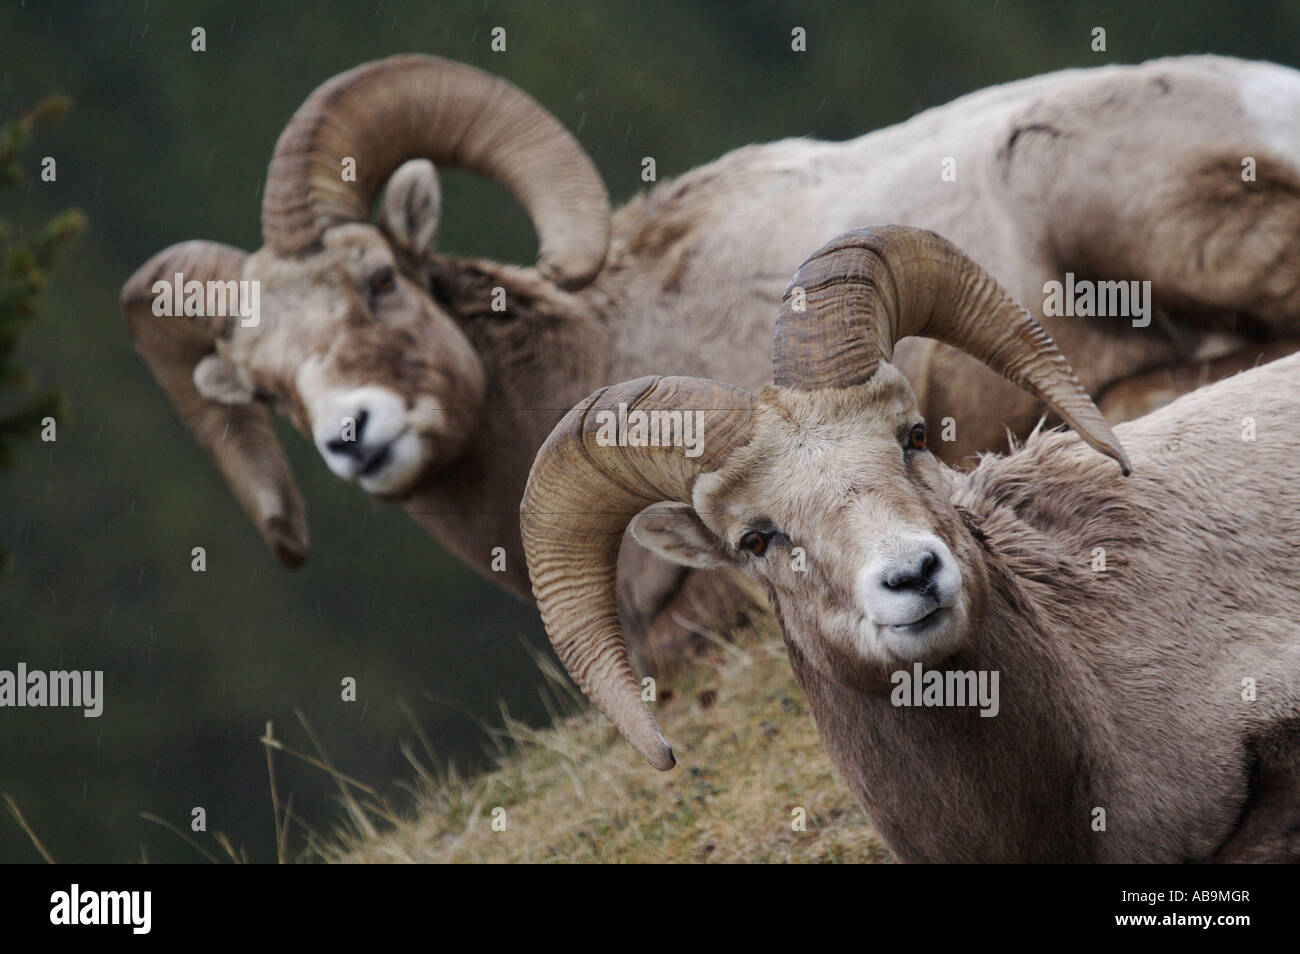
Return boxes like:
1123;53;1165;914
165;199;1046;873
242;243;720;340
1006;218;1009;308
522;226;1300;863
124;54;1300;667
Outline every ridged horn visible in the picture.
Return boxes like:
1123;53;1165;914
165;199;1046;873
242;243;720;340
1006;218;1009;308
521;376;758;770
121;241;309;567
261;54;611;289
773;226;1131;473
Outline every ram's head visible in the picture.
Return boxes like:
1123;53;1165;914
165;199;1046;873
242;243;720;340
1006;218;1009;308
123;55;610;565
521;226;1130;769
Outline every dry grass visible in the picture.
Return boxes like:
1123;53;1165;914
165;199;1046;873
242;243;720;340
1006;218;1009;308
317;612;892;864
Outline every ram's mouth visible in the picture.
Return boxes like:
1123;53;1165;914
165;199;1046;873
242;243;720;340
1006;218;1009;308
358;444;393;477
356;429;427;497
889;606;948;635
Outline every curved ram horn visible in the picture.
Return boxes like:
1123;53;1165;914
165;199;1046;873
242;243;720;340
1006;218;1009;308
773;226;1131;473
261;54;611;289
121;241;309;567
521;375;758;769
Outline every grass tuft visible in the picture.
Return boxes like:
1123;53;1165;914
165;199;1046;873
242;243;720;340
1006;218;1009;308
319;611;892;864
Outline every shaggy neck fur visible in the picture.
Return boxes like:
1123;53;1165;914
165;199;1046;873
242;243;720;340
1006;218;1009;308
401;258;611;596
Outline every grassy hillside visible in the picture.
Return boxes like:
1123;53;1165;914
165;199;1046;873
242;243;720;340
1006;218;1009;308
318;615;892;864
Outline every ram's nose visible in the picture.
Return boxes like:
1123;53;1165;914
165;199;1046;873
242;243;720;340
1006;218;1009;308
857;534;962;628
882;549;940;595
313;387;408;481
325;408;372;457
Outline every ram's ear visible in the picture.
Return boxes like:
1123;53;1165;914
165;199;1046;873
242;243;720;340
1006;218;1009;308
379;159;441;262
194;353;256;405
629;501;735;570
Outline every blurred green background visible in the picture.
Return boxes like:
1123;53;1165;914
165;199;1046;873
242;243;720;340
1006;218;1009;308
2;0;1297;862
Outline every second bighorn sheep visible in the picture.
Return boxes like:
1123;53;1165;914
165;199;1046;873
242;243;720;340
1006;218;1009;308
124;54;1300;666
522;226;1300;862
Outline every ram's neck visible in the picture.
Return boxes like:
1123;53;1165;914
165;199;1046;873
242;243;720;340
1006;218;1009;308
782;547;1112;863
400;259;613;596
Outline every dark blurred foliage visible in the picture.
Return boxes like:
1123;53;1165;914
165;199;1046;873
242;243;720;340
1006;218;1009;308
1;0;1297;862
0;96;84;563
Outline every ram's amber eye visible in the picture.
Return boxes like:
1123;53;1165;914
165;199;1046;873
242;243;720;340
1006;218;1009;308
908;423;927;451
739;530;772;557
368;266;396;296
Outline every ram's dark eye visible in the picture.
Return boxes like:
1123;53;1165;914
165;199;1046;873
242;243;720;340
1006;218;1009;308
252;386;280;407
368;265;396;297
739;530;772;557
908;423;927;451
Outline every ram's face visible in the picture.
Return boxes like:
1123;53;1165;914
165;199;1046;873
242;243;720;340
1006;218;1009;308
696;368;988;690
209;224;486;498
